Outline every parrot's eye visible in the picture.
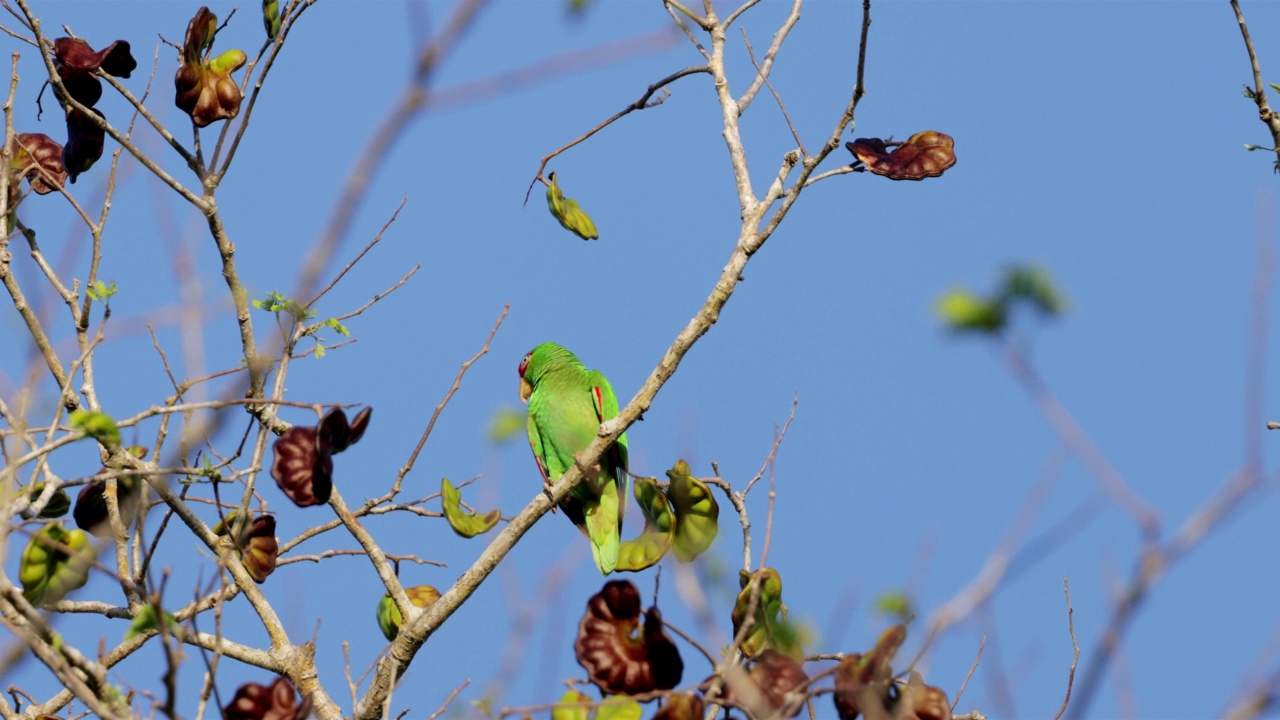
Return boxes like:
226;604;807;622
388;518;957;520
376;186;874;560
518;352;532;378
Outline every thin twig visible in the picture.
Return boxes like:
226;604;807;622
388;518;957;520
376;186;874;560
426;679;470;720
952;636;986;711
1231;0;1280;171
1002;342;1160;537
304;198;408;310
1053;578;1080;720
741;28;805;155
735;0;802;116
292;0;491;306
393;305;508;494
523;65;711;206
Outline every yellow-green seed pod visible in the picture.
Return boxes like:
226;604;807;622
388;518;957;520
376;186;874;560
665;460;719;562
545;172;600;240
27;482;71;519
376;585;442;641
20;522;97;606
614;477;675;572
441;478;500;538
262;0;282;39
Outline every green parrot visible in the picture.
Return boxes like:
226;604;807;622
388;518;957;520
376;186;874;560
519;342;628;574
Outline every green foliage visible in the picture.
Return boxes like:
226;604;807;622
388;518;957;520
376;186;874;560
488;406;527;444
253;289;310;320
936;289;1005;333
1001;265;1065;317
665;459;719;562
125;603;183;640
441;478;500;538
253;290;348;358
614;476;675;572
86;280;117;301
69;409;121;446
873;590;914;622
551;690;592;720
194;455;223;483
20;522;97;606
937;264;1066;335
595;696;642;720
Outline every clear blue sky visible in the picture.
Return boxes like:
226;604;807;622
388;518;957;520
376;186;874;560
6;1;1280;718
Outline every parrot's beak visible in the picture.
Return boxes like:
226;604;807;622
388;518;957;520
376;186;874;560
519;378;533;403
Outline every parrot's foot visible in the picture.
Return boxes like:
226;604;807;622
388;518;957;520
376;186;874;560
542;479;557;511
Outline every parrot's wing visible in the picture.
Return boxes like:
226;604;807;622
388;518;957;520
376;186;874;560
588;370;628;469
526;411;552;486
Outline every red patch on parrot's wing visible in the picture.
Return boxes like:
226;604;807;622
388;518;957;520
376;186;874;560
534;453;551;484
592;385;605;423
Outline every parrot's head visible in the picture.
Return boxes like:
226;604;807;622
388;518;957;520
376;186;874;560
518;349;534;403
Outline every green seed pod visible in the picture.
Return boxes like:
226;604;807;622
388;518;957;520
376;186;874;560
665;460;719;562
614;477;674;572
20;522;97;606
376;585;441;641
27;482;71;519
441;478;499;538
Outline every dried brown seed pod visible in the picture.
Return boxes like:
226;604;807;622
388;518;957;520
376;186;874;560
223;677;311;720
271;426;333;507
573;579;683;695
834;624;908;720
652;692;705;720
846;130;956;181
73;470;141;537
174;7;246;127
239;515;279;584
11;133;68;196
62;107;105;183
52;37;136;107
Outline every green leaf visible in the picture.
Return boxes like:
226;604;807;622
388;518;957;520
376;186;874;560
1270;82;1280;94
615;476;675;572
323;317;349;337
252;290;311;320
125;603;183;640
595;696;642;720
665;459;719;562
874;590;914;622
20;522;97;606
936;288;1005;334
441;478;500;538
551;690;593;720
86;280;117;301
1000;265;1066;317
488;406;526;445
70;409;121;446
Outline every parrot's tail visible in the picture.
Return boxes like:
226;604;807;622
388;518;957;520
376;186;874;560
585;479;621;575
